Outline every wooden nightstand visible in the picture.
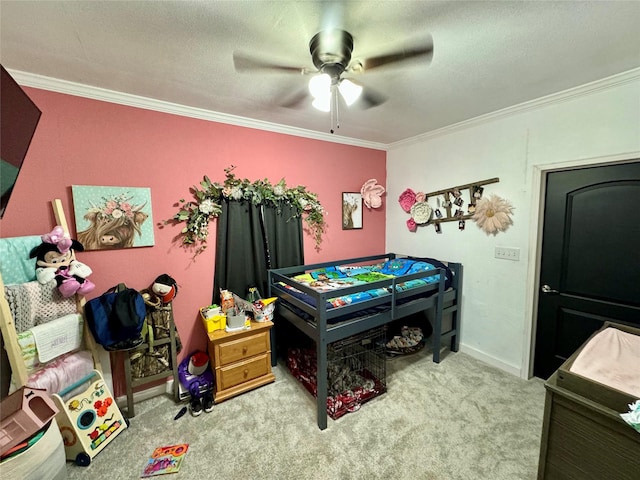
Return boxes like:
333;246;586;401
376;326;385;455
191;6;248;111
207;320;275;403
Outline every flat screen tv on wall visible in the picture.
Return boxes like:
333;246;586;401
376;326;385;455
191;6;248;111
1;65;42;218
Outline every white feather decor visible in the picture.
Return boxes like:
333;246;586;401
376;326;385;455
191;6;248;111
472;194;514;234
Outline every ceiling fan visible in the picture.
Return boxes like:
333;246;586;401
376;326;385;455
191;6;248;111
233;29;433;131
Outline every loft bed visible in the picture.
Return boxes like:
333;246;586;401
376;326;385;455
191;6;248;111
268;253;462;430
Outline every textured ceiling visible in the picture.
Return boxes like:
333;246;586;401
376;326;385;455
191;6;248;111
1;1;639;146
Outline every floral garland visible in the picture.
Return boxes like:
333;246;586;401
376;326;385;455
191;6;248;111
169;166;327;255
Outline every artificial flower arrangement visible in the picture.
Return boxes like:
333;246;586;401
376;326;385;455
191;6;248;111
398;188;431;232
398;186;513;234
471;194;514;234
169;166;326;256
360;179;386;209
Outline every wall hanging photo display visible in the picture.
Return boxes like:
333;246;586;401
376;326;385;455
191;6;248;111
342;192;363;230
399;177;506;233
72;185;155;250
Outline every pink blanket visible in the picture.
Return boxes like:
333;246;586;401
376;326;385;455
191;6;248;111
569;327;640;398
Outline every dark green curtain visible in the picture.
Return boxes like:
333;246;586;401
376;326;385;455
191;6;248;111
212;199;304;304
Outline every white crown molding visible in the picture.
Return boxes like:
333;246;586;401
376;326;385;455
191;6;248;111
10;67;639;152
389;67;640;150
8;69;387;151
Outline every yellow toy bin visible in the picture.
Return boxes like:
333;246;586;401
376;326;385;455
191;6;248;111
200;308;226;332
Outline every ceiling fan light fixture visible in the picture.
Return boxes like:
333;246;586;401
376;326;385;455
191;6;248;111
312;96;331;112
309;73;331;99
338;79;362;106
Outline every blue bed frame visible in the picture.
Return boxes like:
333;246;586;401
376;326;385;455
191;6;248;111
268;253;463;430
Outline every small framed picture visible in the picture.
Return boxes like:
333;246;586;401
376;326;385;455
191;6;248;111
452;188;461;198
454;208;464;218
342;192;363;230
473;186;484;199
458;220;466;230
435;209;443;218
454;196;464;207
468;204;476;214
434;222;442;234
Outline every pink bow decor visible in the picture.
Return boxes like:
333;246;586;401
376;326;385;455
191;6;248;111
360;179;386;209
41;226;73;253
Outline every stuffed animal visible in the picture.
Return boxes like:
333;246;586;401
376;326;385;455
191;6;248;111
152;274;178;304
29;226;95;298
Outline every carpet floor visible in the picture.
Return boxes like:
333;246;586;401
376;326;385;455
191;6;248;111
66;347;546;480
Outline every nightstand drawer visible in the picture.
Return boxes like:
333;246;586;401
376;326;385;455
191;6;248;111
217;353;271;390
217;331;269;366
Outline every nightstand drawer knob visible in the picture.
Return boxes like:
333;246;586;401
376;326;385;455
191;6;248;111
242;346;248;355
244;369;249;378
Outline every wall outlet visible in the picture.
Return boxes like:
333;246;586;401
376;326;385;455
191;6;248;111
495;246;520;261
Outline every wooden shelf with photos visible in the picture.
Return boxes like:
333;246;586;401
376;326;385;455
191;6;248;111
425;177;499;232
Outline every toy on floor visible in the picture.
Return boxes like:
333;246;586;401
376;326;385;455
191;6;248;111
51;369;128;466
0;386;59;457
178;351;214;417
29;226;95;298
141;443;189;477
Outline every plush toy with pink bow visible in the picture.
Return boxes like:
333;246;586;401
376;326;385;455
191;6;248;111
29;226;95;298
360;179;386;209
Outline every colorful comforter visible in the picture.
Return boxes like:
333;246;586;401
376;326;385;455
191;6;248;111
278;257;452;310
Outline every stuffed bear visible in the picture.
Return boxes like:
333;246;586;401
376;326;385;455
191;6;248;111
29;226;95;298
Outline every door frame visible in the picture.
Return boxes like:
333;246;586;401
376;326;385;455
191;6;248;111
522;150;640;379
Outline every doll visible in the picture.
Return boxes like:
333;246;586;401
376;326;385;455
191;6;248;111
29;226;95;298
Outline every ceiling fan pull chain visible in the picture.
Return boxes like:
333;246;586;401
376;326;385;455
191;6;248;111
330;84;336;134
334;86;340;133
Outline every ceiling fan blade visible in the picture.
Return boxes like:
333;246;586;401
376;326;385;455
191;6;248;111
358;86;388;109
280;88;310;109
233;52;310;74
359;36;434;71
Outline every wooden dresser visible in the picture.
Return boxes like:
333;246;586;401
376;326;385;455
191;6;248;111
206;320;275;403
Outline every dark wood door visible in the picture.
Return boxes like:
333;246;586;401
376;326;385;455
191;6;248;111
533;161;640;379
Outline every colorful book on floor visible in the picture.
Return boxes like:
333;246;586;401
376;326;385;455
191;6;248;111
141;444;189;477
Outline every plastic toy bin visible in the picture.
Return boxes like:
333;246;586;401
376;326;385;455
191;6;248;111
200;308;226;332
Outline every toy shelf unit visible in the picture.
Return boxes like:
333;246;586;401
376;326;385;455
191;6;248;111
122;303;179;417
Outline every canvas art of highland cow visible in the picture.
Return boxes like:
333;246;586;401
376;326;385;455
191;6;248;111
72;186;154;251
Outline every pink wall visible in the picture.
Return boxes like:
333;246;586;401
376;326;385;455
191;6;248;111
0;88;386;395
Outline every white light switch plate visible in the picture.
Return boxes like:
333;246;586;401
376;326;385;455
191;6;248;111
495;246;520;261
